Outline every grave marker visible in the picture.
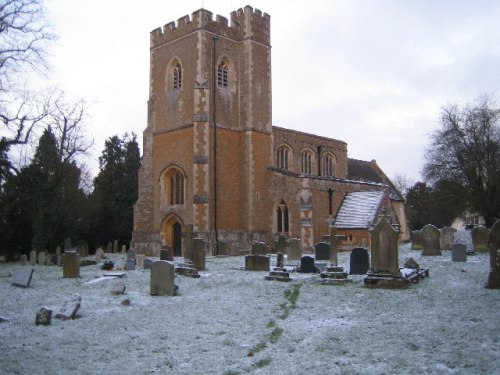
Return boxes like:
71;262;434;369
11;268;34;288
440;227;456;250
451;243;467;262
314;242;330;261
63;251;80;278
136;254;145;268
29;250;36;265
35;306;52;326
411;230;422;250
20;254;27;266
286;238;301;262
150;261;175;296
299;256;316;273
245;254;270;271
191;238;206;271
471;225;489;252
55;294;81;320
38;251;45;265
421;224;442;256
252;242;268;255
349;247;370;275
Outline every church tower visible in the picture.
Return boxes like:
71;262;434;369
131;6;273;255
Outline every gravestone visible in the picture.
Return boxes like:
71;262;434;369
121;245;126;254
64;238;71;251
135;254;145;268
38;252;45;265
191;238;206;271
245;254;270;271
299;256;317;273
486;219;500;288
113;240;118;253
320;265;349;284
55;294;81;320
286;238;301;262
315;242;330;261
63;252;80;278
329;224;338;266
35;306;52;326
451;243;467;262
143;258;154;270
349;247;369;275
365;218;407;288
11;268;34;288
55;246;62;257
252;242;268;255
111;282;126;295
126;248;136;270
56;255;62;267
29;250;36;265
411;230;422;250
106;243;112;253
160;248;169;261
471;225;489;252
150;261;175;296
421;224;442;256
275;252;284;270
45;253;52;266
20;254;27;266
440;227;456;250
95;248;104;261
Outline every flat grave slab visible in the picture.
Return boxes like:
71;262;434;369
11;268;34;288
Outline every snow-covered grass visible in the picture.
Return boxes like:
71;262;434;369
1;244;499;375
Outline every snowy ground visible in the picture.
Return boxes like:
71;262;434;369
0;244;499;375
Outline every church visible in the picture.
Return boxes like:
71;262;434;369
131;6;409;256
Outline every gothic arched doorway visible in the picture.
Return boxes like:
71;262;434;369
161;216;183;257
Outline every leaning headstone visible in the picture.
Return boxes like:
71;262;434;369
245;254;270;271
471;225;489;253
315;242;330;261
55;294;81;320
252;242;268;255
486;220;500;288
111;282;126;295
299;256;317;273
411;230;422;250
136;254;145;268
38;251;45;266
191;238;206;271
29;250;36;265
143;258;154;270
63;251;80;278
365;218;407;288
287;238;301;262
349;247;369;275
150;261;175;296
440;227;456;250
404;258;420;270
20;254;28;266
11;268;34;288
421;224;442;256
35;307;52;326
451;243;467;262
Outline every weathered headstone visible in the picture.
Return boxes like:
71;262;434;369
125;259;135;271
486;220;500;288
252;242;268;255
143;258;154;270
349;247;369;275
121;245;127;254
29;250;36;265
113;240;118;253
440;227;456;250
55;294;81;320
411;230;422;250
365;218;407;288
299;256;316;273
150;260;175;296
38;251;45;265
451;243;467;262
245;254;270;271
95;248;103;261
63;251;80;278
136;254;145;268
191;238;206;271
35;307;52;326
314;242;330;261
56;254;62;267
286;238;301;262
160;248;169;261
11;268;34;288
421;224;442;256
111;282;126;295
471;225;489;252
45;253;52;266
20;254;27;266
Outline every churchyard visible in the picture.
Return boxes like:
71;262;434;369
1;238;499;374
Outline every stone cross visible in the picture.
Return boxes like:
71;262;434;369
329;222;338;266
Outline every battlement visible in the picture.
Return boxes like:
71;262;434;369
151;6;270;48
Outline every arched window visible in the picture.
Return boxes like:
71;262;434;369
277;200;289;233
173;63;182;90
217;60;228;88
277;145;290;170
323;153;336;177
301;149;313;175
162;167;185;206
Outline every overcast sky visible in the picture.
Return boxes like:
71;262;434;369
44;0;500;182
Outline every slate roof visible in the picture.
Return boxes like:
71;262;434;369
347;158;403;201
334;191;385;229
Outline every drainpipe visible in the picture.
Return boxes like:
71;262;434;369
212;36;219;256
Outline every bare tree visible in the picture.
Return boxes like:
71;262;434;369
391;172;414;199
423;96;500;226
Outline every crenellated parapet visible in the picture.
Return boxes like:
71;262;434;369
151;6;270;48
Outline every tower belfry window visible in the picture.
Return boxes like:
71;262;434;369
217;61;228;88
173;63;182;90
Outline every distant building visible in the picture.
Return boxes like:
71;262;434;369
451;211;486;230
131;6;409;256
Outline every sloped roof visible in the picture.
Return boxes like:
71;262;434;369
347;158;403;201
335;191;384;229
